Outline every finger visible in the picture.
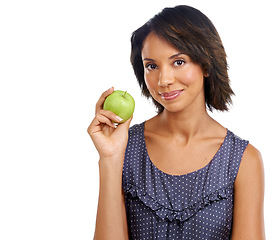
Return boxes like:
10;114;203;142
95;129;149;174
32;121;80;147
117;115;133;131
88;113;116;135
88;109;124;134
98;109;124;123
95;87;114;114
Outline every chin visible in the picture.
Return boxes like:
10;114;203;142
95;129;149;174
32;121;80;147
161;103;187;114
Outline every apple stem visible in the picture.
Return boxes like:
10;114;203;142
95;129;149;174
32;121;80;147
123;91;127;97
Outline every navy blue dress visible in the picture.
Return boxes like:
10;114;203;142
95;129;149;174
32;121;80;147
123;122;249;240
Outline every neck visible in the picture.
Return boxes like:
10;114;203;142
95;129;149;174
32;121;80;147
158;105;213;140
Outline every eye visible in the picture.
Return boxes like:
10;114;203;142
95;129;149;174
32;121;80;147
145;63;158;70
174;60;185;67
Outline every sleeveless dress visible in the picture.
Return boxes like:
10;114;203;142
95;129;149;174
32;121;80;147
122;122;249;240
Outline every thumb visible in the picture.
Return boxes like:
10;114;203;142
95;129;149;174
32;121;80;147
117;116;133;131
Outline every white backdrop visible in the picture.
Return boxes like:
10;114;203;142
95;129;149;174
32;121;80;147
0;0;278;239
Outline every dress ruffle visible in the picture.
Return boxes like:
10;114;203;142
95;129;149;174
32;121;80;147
123;180;234;222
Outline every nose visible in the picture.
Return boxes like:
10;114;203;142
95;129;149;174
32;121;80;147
158;67;174;87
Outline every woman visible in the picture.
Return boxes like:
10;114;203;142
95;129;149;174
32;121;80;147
88;5;265;240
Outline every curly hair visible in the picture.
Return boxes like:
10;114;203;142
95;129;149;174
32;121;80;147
130;5;234;113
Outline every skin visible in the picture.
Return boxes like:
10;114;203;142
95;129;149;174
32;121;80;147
88;87;130;240
88;33;265;239
142;33;265;238
141;33;228;175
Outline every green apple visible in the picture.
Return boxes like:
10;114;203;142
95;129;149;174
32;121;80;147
103;90;135;123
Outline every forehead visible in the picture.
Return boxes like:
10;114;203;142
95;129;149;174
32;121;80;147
141;33;180;59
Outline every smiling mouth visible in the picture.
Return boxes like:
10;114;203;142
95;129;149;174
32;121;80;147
159;90;184;100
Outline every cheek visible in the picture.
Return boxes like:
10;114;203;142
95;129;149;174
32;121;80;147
144;73;162;102
144;73;158;92
178;66;204;86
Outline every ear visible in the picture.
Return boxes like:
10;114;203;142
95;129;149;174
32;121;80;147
202;66;209;77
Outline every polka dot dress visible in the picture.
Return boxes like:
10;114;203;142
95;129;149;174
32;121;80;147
123;122;249;240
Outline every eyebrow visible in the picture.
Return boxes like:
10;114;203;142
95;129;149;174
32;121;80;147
143;53;186;62
169;53;186;59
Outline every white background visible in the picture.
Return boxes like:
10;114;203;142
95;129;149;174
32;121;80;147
0;0;278;239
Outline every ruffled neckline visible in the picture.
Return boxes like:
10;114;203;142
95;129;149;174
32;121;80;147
123;122;238;222
123;180;233;222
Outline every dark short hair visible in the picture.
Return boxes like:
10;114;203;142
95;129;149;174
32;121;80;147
130;5;234;112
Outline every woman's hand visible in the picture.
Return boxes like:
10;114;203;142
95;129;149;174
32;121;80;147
87;87;132;162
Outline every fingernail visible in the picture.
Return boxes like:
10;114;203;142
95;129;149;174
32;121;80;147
115;116;123;122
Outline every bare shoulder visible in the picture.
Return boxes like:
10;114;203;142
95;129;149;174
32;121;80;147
243;143;263;160
232;143;265;239
236;143;264;185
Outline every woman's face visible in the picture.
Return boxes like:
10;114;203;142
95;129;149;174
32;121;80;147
141;33;207;113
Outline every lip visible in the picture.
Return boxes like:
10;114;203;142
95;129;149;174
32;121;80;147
159;90;184;100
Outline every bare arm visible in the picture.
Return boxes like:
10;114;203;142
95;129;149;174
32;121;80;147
88;87;131;240
93;159;129;240
231;144;265;239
